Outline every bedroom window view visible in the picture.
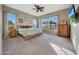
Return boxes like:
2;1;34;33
7;12;16;30
7;12;16;35
2;4;79;55
41;17;48;28
31;19;37;28
41;16;57;29
50;16;58;29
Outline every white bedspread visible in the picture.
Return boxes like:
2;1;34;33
17;28;42;37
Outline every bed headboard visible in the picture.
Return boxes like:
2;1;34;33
17;25;32;28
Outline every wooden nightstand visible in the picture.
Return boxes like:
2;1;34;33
10;29;16;37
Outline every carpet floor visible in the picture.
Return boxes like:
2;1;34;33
3;34;75;55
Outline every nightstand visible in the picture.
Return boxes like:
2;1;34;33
10;29;16;37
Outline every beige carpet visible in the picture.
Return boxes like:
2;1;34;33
3;34;75;55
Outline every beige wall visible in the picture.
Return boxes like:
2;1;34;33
39;8;69;20
38;8;69;28
16;14;34;26
2;5;36;38
75;4;79;10
0;5;2;55
2;5;70;38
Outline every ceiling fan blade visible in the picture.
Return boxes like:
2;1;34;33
36;9;39;12
33;5;44;12
34;5;39;8
40;7;44;9
40;9;43;12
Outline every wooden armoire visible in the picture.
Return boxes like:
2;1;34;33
58;22;70;38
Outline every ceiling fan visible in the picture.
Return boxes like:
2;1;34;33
32;5;44;12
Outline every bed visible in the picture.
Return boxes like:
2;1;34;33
17;28;42;40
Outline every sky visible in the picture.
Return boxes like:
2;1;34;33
7;13;16;24
69;4;76;18
50;16;57;23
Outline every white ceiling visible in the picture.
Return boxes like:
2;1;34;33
5;4;70;16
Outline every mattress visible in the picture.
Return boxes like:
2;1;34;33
17;28;42;37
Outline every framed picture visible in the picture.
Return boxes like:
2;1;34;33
19;18;23;23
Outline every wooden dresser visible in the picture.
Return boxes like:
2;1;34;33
58;24;70;38
10;29;16;37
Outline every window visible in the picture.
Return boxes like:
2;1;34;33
7;13;16;24
41;16;58;29
19;18;23;23
31;19;37;28
41;17;48;28
42;18;48;24
50;16;58;29
7;12;16;30
42;19;48;24
50;16;57;24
